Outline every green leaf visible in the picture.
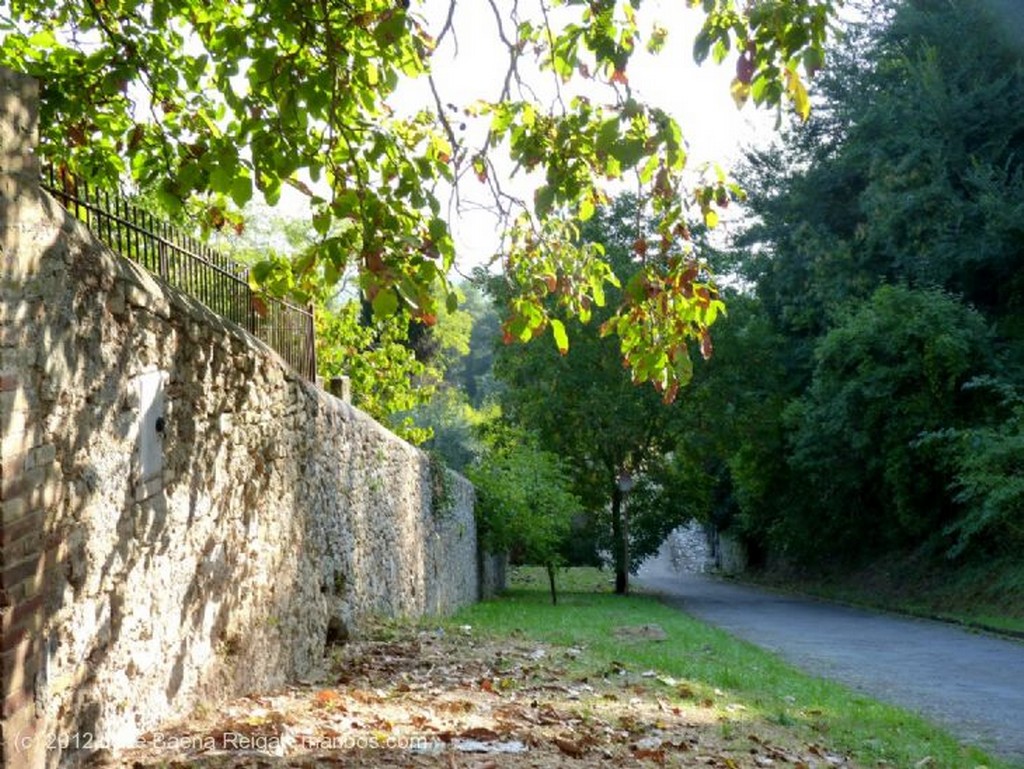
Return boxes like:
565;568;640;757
551;318;569;355
610;138;645;169
372;288;400;317
596;118;620;157
712;38;729;64
312;208;331;236
534;185;556;217
693;29;712;64
230;174;252;207
209;163;234;194
579;197;595;221
639;154;659;184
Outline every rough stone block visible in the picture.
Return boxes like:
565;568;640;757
1;450;25;479
0;554;43;597
26;444;54;470
0;510;42;551
0;594;43;639
1;428;38;461
0;497;28;526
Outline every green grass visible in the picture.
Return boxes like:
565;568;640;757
449;566;1017;769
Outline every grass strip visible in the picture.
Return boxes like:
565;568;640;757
449;567;1015;769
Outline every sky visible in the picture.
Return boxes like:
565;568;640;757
392;0;776;272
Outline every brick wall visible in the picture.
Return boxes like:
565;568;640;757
1;67;49;769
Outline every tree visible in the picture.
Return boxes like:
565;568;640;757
1;0;837;395
316;303;438;442
654;291;797;566
404;281;501;468
440;280;502;409
738;0;1024;330
215;204;472;442
921;378;1024;559
723;0;1024;567
782;285;992;562
491;196;699;593
468;432;579;605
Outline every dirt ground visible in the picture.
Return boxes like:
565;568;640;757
92;625;854;769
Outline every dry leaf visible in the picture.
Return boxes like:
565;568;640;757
459;727;500;742
313;690;344;710
553;736;586;759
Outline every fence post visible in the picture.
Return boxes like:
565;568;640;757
307;305;317;381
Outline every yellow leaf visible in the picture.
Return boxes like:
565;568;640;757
730;77;750;110
787;68;811;121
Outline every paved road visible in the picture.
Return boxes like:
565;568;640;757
636;553;1024;764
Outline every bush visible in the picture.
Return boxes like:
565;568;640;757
936;380;1024;557
781;285;993;562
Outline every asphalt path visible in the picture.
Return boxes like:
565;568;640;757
636;552;1024;764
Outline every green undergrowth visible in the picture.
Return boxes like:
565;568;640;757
747;552;1024;636
447;566;1013;769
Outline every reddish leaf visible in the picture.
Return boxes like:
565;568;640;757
700;330;714;360
633;747;667;763
736;52;755;84
251;295;269;318
314;689;344;709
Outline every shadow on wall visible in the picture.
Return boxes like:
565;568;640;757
0;69;307;765
2;152;318;760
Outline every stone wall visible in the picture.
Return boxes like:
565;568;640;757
1;68;486;769
666;522;715;574
715;534;748;576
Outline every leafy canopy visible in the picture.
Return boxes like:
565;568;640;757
1;0;837;397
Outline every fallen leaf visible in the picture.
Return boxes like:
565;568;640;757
633;746;667;763
314;690;345;710
460;727;500;742
554;736;586;759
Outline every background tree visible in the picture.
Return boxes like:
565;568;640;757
711;0;1024;568
781;285;993;563
491;196;705;593
468;430;580;605
216;204;474;442
936;381;1024;558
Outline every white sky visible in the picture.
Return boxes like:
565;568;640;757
391;0;775;271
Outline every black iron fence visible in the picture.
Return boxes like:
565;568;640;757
41;167;316;380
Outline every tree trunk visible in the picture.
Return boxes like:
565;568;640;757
546;563;558;605
611;485;628;594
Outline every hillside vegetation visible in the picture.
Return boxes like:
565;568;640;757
654;0;1024;585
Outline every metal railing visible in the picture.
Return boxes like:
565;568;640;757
41;166;316;380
